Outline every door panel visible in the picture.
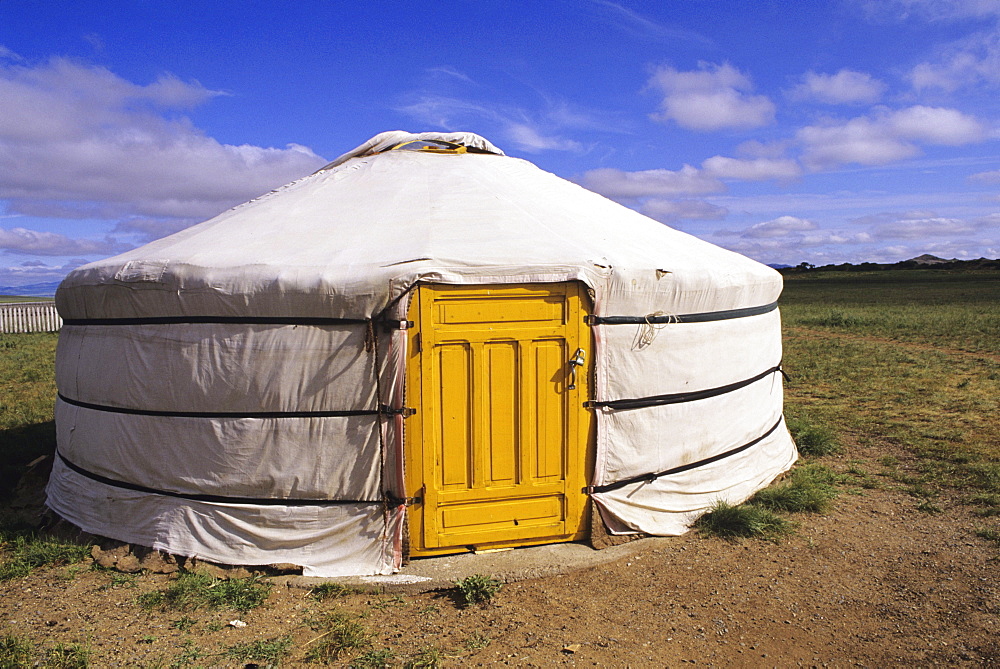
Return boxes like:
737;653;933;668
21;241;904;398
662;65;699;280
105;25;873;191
405;283;591;555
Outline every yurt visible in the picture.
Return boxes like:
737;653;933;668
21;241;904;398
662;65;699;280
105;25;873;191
48;131;797;577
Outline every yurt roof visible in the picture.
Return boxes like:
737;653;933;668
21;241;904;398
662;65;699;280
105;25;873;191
56;131;779;320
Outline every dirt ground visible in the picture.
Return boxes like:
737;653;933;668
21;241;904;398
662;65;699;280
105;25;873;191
2;437;999;668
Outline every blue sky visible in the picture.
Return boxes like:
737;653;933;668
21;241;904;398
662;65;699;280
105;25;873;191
2;0;999;287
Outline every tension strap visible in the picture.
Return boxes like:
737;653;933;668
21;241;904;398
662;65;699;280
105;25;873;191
58;394;415;420
62;316;369;327
54;449;379;506
585;301;778;326
584;364;783;412
586;416;785;495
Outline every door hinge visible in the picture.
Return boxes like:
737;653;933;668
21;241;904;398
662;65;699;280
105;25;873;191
380;405;416;417
385;491;422;507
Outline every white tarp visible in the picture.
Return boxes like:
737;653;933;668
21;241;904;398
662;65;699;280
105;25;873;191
48;131;796;576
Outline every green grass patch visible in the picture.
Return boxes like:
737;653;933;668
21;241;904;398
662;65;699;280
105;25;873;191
782;273;1000;485
405;646;444;668
351;647;398;667
142;573;271;612
455;574;502;607
785;415;841;456
750;464;839;513
782;270;1000;355
974;526;1000;545
0;532;90;581
41;641;91;668
305;611;372;663
694;501;794;541
0;332;59;498
309;581;356;600
0;633;33;667
225;636;292;665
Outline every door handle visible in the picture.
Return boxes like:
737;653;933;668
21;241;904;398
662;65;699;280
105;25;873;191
567;348;586;390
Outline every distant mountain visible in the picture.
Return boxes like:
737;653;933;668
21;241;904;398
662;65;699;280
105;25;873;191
908;254;952;265
767;263;792;269
0;281;62;298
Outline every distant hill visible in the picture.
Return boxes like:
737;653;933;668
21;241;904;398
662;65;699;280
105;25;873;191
0;281;62;298
781;256;1000;274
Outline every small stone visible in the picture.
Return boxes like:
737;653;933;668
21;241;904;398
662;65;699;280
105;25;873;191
228;620;247;628
562;643;581;653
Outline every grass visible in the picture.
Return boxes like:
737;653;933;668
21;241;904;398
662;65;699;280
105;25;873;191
309;581;355;600
750;464;839;513
41;641;91;668
305;611;372;663
0;332;59;498
139;573;271;612
0;633;33;667
0;532;90;581
224;636;292;665
455;574;502;607
404;646;444;668
0;635;92;669
781;271;1000;505
785;414;841;456
694;501;794;541
351;647;398;667
781;269;1000;354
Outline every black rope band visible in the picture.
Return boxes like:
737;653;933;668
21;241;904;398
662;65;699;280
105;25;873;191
54;449;378;507
62;316;369;326
585;364;782;412
587;416;785;495
57;394;414;420
586;301;778;326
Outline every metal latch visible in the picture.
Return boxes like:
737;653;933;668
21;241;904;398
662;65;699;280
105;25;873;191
567;348;586;390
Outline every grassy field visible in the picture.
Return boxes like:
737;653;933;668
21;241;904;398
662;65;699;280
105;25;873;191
780;269;1000;517
0;331;57;497
0;296;54;303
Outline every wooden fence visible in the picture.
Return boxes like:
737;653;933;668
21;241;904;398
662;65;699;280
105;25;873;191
0;301;62;333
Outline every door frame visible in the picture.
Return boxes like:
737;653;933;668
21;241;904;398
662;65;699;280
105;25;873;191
402;281;594;557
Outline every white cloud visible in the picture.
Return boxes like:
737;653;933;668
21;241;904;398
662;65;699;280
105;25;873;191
0;58;326;221
969;170;1000;184
798;117;918;169
701;156;802;181
506;123;583;153
648;63;775;131
790;69;886;104
797;106;988;170
0;259;88;287
0;227;129;256
888;106;987;144
579;166;724;199
736;216;818;238
0;45;23;62
871;216;983;239
639;199;727;223
907;29;1000;92
587;1;714;45
863;0;1000;22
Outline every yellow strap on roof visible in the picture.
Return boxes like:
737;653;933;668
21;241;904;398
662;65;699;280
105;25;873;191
388;140;468;154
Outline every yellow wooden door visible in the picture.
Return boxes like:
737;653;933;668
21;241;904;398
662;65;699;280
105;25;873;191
405;283;591;555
